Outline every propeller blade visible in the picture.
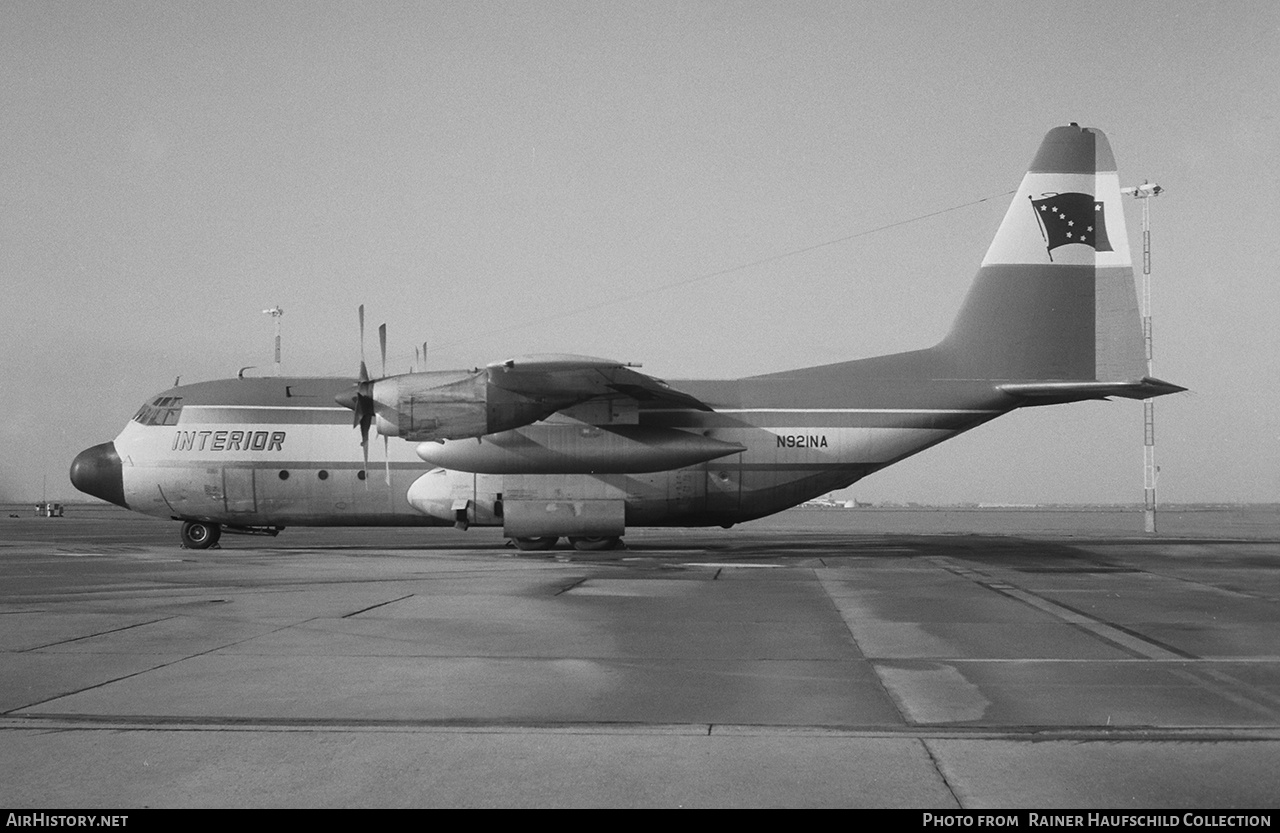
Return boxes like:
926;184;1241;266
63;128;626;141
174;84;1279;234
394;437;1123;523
358;305;366;372
351;305;374;483
376;319;389;484
361;416;371;484
378;323;387;378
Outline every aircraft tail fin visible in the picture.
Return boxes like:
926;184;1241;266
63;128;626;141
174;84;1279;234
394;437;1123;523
938;124;1152;385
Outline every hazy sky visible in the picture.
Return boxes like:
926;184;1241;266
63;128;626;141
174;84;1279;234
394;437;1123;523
3;1;1277;504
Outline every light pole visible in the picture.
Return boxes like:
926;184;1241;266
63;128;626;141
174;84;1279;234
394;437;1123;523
1120;182;1163;533
262;306;284;376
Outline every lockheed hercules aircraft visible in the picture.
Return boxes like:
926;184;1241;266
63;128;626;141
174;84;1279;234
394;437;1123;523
71;125;1183;550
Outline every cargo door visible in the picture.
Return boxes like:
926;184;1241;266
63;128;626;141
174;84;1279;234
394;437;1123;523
223;467;258;513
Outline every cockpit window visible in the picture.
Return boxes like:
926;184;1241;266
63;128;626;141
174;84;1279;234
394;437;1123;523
132;396;183;426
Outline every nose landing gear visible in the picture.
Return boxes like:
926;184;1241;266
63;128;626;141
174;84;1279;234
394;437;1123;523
180;521;221;549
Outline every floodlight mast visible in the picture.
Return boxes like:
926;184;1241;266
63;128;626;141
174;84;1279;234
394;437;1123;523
1121;182;1163;533
262;306;284;376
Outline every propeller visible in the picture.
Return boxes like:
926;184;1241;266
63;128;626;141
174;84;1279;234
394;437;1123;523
335;305;378;479
335;306;399;486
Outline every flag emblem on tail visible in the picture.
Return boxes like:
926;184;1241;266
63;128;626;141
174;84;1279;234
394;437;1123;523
1029;193;1113;260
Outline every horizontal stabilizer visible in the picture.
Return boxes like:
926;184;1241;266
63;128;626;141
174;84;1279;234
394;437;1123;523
999;377;1187;403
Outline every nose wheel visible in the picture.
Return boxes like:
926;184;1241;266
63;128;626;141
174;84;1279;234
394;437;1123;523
180;521;222;549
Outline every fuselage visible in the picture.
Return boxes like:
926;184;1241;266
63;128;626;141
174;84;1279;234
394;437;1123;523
70;348;1019;535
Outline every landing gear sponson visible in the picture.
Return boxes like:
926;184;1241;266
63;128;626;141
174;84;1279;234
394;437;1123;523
177;524;617;552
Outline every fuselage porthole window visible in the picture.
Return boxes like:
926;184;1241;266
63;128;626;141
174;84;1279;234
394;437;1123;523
318;470;328;480
357;470;366;481
279;470;290;480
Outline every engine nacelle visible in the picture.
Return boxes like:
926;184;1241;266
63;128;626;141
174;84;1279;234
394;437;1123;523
371;370;572;442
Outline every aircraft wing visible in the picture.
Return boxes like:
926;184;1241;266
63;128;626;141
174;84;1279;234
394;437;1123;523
486;354;714;412
350;353;714;444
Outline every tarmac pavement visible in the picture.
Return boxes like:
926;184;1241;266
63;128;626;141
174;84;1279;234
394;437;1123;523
2;506;1278;808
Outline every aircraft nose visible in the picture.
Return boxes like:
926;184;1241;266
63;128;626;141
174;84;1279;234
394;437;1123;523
69;442;127;508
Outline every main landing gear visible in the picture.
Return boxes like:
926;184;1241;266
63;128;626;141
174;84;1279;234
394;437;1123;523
568;536;623;551
509;536;625;552
511;536;559;551
180;521;221;550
